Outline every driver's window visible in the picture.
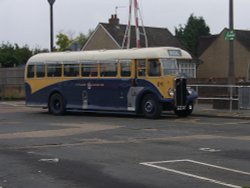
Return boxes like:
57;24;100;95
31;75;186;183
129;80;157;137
148;59;161;77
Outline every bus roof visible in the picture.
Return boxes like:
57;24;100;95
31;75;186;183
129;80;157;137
27;47;192;64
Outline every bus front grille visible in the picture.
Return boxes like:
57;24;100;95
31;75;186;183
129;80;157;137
175;78;187;108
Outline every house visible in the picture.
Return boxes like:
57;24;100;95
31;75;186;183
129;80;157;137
82;14;183;50
197;28;250;83
82;14;197;78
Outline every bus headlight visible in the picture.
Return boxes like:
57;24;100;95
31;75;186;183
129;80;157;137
168;88;175;96
187;87;193;95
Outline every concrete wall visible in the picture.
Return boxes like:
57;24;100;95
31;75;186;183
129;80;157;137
0;67;25;100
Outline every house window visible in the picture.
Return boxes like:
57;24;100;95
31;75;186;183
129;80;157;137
179;62;196;78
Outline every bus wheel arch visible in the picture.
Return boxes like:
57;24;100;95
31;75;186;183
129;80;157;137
140;93;162;119
48;92;66;115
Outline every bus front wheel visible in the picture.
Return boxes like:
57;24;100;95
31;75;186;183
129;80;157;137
49;93;65;115
141;94;162;119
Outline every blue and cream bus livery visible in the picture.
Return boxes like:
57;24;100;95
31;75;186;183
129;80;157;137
25;47;198;119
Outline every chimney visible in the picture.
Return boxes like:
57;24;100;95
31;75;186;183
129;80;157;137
109;14;120;25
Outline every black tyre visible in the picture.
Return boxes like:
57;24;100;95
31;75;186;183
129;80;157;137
175;103;193;117
142;94;162;119
49;93;65;115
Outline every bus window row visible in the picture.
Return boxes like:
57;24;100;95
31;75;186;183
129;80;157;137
26;60;133;79
26;59;175;79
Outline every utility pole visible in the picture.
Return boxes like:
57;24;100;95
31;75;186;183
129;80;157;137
48;0;56;52
228;0;235;84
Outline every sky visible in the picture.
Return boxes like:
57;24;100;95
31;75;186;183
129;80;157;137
0;0;249;49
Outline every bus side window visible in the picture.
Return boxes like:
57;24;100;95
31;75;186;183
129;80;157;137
120;60;131;77
82;63;98;77
27;65;35;78
47;64;62;77
137;60;146;77
100;62;117;77
36;64;45;78
64;64;79;77
148;59;161;77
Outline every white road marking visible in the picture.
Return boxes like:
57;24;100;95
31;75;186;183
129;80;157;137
38;158;59;163
140;159;250;188
0;102;25;107
199;147;221;152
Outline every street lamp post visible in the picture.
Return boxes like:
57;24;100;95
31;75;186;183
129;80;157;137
48;0;56;52
228;0;235;84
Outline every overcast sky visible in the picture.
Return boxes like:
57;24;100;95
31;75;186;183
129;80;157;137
0;0;249;49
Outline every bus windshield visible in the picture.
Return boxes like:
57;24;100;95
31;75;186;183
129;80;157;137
161;59;179;76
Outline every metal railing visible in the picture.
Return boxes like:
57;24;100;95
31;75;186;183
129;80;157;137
188;84;250;112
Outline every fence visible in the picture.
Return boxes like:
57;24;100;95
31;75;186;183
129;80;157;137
1;69;250;107
0;67;25;100
189;84;250;111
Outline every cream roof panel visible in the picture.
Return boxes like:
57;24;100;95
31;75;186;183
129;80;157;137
27;47;192;65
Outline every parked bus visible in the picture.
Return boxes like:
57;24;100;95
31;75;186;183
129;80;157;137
25;47;197;119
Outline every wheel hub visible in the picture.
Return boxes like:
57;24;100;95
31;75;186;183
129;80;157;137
144;101;154;113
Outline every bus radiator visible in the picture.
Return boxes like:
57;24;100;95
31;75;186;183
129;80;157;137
175;78;187;109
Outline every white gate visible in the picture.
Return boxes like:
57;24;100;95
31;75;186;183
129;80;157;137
239;87;250;109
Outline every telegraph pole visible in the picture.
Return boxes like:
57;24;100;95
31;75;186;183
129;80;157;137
228;0;235;84
48;0;56;52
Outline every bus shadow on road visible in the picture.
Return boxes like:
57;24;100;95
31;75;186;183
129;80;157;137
40;110;182;120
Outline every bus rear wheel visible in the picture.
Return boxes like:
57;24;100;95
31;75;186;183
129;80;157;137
142;94;162;119
49;93;65;115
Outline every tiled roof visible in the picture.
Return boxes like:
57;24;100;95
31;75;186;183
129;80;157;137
236;29;250;51
100;23;183;49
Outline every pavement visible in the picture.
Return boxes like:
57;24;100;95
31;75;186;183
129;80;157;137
0;100;250;120
193;103;250;120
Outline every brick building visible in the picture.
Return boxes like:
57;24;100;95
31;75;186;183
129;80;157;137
82;14;183;50
197;28;250;83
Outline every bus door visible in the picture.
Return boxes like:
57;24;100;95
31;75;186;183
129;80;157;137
146;59;167;97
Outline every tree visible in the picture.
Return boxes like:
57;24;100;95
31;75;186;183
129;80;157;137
175;14;211;57
0;43;33;68
56;30;94;51
56;32;73;51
